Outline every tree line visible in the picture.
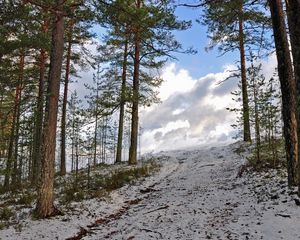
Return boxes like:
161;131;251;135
0;0;190;217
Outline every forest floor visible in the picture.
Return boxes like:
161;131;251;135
1;142;300;240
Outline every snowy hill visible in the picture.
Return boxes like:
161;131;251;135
1;142;300;240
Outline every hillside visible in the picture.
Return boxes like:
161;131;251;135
1;142;300;240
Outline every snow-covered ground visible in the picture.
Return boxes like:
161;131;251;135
1;142;300;240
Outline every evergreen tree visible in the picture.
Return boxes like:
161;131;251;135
60;5;95;176
268;0;298;186
34;0;66;218
201;0;271;142
285;0;300;196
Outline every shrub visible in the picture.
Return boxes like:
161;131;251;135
17;193;35;206
0;207;14;221
63;187;85;203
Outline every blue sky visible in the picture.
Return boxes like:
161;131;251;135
74;3;277;153
172;5;239;78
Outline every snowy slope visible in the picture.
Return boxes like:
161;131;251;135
1;142;300;240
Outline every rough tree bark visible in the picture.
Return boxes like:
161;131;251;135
36;0;65;218
60;20;74;176
12;51;23;187
93;65;100;167
129;0;141;165
4;50;24;190
253;76;260;162
238;1;251;142
285;0;300;195
31;18;48;185
268;0;298;186
116;37;128;164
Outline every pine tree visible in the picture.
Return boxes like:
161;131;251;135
285;0;300;196
247;60;265;163
201;0;271;142
268;0;298;186
60;6;94;176
31;13;50;186
35;0;66;218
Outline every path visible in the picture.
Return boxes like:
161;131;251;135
2;143;299;240
82;144;300;240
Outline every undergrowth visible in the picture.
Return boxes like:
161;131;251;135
247;138;285;171
0;158;161;231
61;160;160;204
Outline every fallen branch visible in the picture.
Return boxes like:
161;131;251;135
145;205;169;214
141;228;163;238
275;213;291;218
140;187;159;194
66;227;88;240
199;163;215;168
67;198;142;239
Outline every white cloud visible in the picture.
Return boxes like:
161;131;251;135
140;57;277;153
172;108;185;115
159;63;196;101
140;63;238;153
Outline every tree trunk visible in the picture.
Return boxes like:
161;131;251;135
12;79;22;188
129;0;141;165
103;116;107;162
31;18;49;185
12;50;24;188
60;20;73;176
285;0;300;195
238;2;251;142
116;38;128;164
268;0;298;186
18;137;24;184
93;113;98;166
253;77;260;162
71;114;75;172
36;0;65;218
75;133;79;187
4;50;24;190
93;66;100;167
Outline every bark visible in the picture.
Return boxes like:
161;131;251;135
12;77;22;188
238;2;251;142
18;138;24;184
116;37;128;164
4;125;14;188
75;135;79;187
71;115;75;172
103;116;107;162
129;1;141;165
93;114;98;167
285;0;300;195
12;51;24;188
4;51;24;190
253;78;260;162
31;18;48;185
93;67;100;167
268;0;298;186
36;0;65;218
60;20;74;176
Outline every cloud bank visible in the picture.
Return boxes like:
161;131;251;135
140;63;241;153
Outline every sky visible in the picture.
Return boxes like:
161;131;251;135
72;4;277;154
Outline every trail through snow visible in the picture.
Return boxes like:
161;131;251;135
86;144;300;240
1;143;300;240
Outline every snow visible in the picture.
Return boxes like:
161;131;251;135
1;142;300;239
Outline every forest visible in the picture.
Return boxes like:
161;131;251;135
0;0;300;239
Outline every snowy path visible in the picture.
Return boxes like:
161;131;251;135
1;143;300;240
82;144;300;240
